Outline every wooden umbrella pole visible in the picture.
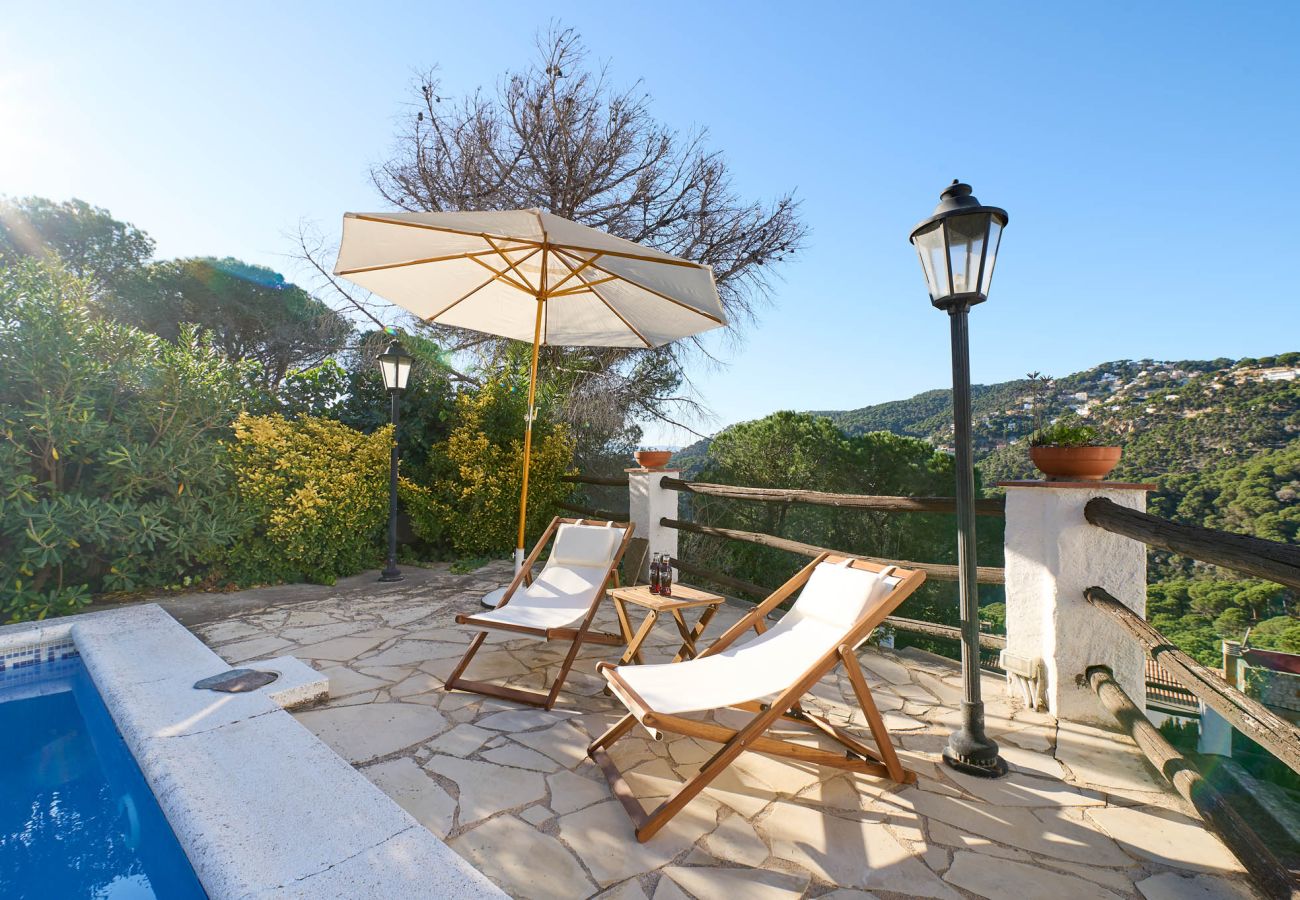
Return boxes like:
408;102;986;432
515;293;545;570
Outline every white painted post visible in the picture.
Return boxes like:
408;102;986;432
1200;640;1243;757
1002;481;1152;725
1198;704;1234;757
626;467;680;581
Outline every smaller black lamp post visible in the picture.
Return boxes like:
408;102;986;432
376;339;412;583
910;180;1008;778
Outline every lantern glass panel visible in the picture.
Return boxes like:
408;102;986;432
946;212;990;296
377;345;413;391
912;222;948;300
980;219;1003;296
379;357;399;390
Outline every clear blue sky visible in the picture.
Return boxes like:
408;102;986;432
4;2;1297;444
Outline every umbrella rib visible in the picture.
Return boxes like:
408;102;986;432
546;240;708;269
485;236;541;296
423;272;500;323
335;247;506;276
547;274;620;297
553;248;725;326
467;253;537;295
545;251;604;294
345;213;545;248
551;252;653;349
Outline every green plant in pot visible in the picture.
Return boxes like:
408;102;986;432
1028;423;1122;481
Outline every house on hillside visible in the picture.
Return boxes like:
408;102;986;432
1230;365;1300;384
1224;641;1300;727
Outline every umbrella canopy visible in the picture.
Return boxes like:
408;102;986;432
333;208;726;569
334;209;725;347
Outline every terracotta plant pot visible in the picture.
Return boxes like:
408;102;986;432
633;449;673;470
1029;446;1122;481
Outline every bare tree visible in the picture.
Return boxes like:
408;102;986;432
367;26;807;455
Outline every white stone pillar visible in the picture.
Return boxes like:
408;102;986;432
626;467;680;580
1002;481;1152;726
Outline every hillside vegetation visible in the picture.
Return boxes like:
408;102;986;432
672;353;1299;664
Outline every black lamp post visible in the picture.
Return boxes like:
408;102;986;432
376;339;412;583
909;180;1009;778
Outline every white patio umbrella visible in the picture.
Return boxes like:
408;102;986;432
333;208;726;587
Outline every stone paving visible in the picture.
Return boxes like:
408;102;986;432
186;562;1260;900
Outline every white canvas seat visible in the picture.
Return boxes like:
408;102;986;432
468;564;612;631
446;517;632;710
616;562;899;714
590;553;925;842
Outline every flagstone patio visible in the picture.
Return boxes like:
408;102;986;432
179;562;1259;900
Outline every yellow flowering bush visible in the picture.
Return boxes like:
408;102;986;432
406;375;574;556
227;414;391;584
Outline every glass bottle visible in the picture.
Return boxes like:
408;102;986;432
660;554;672;597
649;553;662;595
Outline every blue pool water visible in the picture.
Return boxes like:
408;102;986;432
0;651;206;899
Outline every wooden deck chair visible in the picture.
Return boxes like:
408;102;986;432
589;553;926;842
445;516;634;711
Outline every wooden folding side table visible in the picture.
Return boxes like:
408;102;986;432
606;584;726;666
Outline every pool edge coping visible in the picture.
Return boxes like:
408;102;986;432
2;605;504;900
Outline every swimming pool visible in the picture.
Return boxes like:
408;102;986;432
0;645;206;900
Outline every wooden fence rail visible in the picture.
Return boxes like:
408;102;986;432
1088;666;1298;899
556;501;630;522
1087;666;1298;900
561;473;629;487
670;557;1007;652
1085;497;1300;591
886;615;1007;651
660;477;1006;517
662;517;1006;585
669;557;770;599
1085;586;1300;776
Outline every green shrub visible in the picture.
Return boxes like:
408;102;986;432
226;415;391;585
980;602;1007;635
408;374;574;557
1029;423;1103;447
1247;615;1300;654
682;412;997;628
398;475;445;548
0;261;248;622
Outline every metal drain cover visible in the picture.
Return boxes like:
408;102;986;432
194;668;279;693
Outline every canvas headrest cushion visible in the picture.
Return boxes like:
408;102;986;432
789;561;897;630
550;523;623;568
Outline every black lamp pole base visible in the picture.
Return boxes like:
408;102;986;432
378;567;404;583
942;746;1009;778
942;701;1007;778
